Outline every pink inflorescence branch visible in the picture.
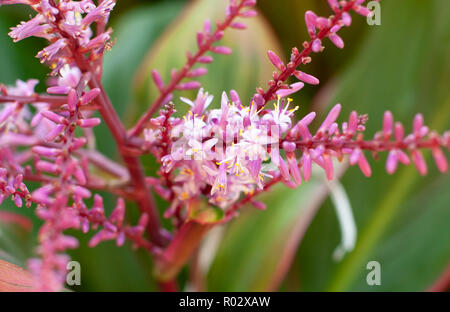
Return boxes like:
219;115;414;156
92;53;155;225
0;0;448;292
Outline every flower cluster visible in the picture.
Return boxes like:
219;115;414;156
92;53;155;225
6;0;115;74
0;0;448;292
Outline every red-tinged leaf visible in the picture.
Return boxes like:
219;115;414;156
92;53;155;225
0;211;32;232
0;260;33;292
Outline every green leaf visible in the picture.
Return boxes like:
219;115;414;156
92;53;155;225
296;0;450;292
131;0;283;122
207;165;346;291
187;200;225;225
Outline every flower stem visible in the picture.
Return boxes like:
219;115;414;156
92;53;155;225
154;221;212;282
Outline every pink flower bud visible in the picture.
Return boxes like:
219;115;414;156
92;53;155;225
151;69;164;91
287;155;302;185
411;150;427;175
198;56;214;63
342;12;352;26
80;88;101;106
432;147;448;173
41;110;67;124
383;111;393;140
176;81;201;90
305;11;317;36
45;124;65;142
319;104;342;133
240;9;257;18
77;118;101;128
230;22;247;30
251;201;266;210
67;88;78;111
294;70;320;85
358;152;372;177
267;50;285;71
329;34;344;49
187;68;208;78
386;150;398;174
311;38;323;53
302;152;312;182
33;146;61;157
47;86;70;95
210;46;232;55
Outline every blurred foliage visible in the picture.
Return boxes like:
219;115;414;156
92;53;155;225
0;0;449;291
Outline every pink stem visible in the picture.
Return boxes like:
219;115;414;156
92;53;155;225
259;0;356;106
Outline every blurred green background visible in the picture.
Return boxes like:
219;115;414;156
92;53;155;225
0;0;449;291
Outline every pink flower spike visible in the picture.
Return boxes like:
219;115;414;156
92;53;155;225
432;147;448;173
287;156;302;186
319;104;342;133
358;152;372;177
210;46;232;55
386;150;398;174
77;118;101;128
329;34;344;49
176;81;201;90
383;111;393;140
411;150;427;175
267;50;285;71
311;39;323;53
294;71;320;85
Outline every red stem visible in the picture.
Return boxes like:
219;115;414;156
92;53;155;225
155;221;212;282
44;1;167;247
86;72;167;246
128;0;248;137
158;280;179;292
260;1;356;106
428;264;450;292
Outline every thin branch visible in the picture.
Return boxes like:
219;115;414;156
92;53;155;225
259;1;356;107
128;0;249;137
